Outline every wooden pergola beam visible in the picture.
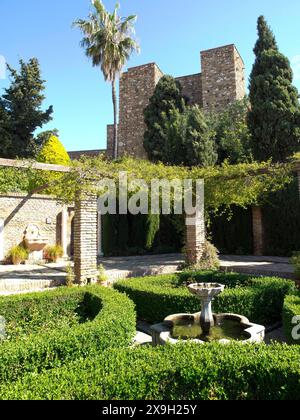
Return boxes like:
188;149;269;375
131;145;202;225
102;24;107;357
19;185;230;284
0;158;71;173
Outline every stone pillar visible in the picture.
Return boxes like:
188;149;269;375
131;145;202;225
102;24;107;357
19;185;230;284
0;219;4;261
252;206;264;256
61;207;68;259
74;191;98;284
185;211;205;265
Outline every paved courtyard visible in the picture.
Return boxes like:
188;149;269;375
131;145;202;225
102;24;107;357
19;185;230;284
0;253;296;295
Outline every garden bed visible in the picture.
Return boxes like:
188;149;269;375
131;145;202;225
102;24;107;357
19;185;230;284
1;342;300;400
0;286;136;383
283;292;300;344
114;271;297;325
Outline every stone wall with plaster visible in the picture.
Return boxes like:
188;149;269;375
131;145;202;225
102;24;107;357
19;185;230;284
0;193;74;261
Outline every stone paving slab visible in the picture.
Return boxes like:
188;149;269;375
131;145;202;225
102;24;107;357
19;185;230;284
0;254;297;295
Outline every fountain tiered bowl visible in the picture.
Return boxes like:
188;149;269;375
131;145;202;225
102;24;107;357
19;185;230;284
151;282;265;346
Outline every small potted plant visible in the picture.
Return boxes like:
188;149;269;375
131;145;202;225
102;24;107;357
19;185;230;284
7;245;29;265
44;245;64;263
97;264;108;286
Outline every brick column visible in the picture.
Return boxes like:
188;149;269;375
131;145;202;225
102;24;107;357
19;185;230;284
185;211;205;265
74;191;98;284
252;206;264;256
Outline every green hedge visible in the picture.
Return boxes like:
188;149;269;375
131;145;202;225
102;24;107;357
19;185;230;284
263;177;300;256
210;206;253;255
114;271;296;325
283;293;300;345
1;343;300;400
0;286;136;383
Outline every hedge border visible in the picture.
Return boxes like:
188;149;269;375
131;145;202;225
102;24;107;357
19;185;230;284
114;271;296;325
1;343;300;400
283;292;300;344
0;286;136;383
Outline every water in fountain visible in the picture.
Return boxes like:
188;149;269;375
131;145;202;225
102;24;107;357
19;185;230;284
170;282;248;342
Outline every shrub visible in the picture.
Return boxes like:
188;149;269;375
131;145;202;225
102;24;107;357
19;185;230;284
1;343;300;400
182;241;220;270
44;245;63;262
7;245;29;265
283;292;300;345
291;252;300;279
0;286;136;383
114;271;296;325
37;135;70;166
65;263;75;287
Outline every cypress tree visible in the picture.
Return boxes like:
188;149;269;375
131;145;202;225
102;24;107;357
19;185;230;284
143;75;186;163
248;16;300;162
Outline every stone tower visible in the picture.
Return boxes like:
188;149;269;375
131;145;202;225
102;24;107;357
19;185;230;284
107;44;245;159
201;44;246;112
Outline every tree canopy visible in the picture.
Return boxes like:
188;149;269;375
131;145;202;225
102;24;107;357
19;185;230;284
37;134;70;166
143;75;186;163
248;16;300;162
209;99;252;164
0;58;53;159
73;0;139;158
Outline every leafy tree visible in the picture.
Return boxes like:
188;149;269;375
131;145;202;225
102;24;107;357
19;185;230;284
248;16;300;162
144;75;186;163
156;105;217;167
74;0;139;159
0;58;53;158
0;100;10;157
209;99;252;164
37;134;70;166
35;129;59;152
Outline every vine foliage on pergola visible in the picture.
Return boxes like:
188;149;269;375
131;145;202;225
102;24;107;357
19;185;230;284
0;156;293;214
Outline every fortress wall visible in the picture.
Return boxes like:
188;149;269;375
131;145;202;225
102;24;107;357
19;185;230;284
201;44;246;112
175;73;203;107
118;63;164;159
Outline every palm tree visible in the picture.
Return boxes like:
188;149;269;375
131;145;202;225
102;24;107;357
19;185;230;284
73;0;139;159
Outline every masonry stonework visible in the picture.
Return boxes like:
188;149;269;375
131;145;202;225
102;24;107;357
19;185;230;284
116;63;164;159
0;194;73;260
175;73;203;107
74;191;98;284
107;44;246;160
185;211;206;265
201;44;245;112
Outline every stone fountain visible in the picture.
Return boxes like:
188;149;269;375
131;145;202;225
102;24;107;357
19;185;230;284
24;224;48;262
151;282;265;346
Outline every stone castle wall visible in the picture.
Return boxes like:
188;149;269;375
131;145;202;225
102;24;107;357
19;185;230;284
117;63;164;159
107;44;246;159
201;44;245;112
175;73;203;107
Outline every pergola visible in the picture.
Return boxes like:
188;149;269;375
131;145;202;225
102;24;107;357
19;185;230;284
1;157;298;284
0;157;203;284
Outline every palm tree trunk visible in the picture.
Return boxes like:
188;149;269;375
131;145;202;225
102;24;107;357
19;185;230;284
112;79;118;159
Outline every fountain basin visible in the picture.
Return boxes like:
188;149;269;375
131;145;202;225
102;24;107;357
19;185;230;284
151;312;265;346
23;224;48;261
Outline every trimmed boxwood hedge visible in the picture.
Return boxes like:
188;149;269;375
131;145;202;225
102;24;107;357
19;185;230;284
1;343;300;400
114;271;296;325
283;292;300;345
0;286;136;383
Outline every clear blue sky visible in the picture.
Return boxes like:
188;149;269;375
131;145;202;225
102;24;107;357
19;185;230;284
1;0;300;151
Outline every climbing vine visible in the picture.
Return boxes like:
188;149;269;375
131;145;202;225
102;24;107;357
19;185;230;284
0;156;293;214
